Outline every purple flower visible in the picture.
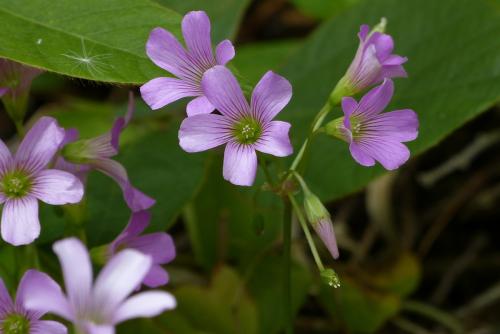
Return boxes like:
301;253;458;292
179;66;293;186
338;79;418;170
0;87;7;97
0;117;84;246
23;238;176;334
109;211;176;288
342;23;407;94
58;95;155;212
141;11;235;116
0;270;66;334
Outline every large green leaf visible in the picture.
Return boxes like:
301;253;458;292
281;0;500;200
156;0;251;41
0;0;181;83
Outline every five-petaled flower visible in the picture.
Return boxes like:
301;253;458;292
109;211;176;288
179;65;293;186
340;22;407;95
0;270;67;334
23;238;176;334
58;94;155;212
141;11;235;116
0;117;84;246
328;79;418;170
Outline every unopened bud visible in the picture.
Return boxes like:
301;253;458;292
304;192;340;260
321;268;341;288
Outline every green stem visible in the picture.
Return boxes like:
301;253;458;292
14;120;25;137
282;197;293;334
288;92;342;174
289;194;324;271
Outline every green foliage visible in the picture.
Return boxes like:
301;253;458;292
156;0;251;41
281;0;500;201
291;0;362;19
0;0;181;83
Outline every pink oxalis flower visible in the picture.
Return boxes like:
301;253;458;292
0;271;66;334
179;65;293;186
23;238;176;334
141;11;235;116
0;117;84;246
341;23;407;94
338;79;418;170
109;211;176;288
58;95;155;212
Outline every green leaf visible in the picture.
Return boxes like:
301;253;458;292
0;0;181;83
155;0;251;41
281;0;500;201
164;267;259;334
232;40;302;86
184;156;283;270
291;0;362;20
320;276;401;333
248;256;312;334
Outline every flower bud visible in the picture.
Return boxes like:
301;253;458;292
304;192;340;260
320;268;341;288
331;18;407;100
0;59;42;124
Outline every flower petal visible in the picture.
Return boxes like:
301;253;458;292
1;197;40;246
92;250;152;317
145;27;189;79
113;291;176;324
90;159;155;212
223;142;257;186
0;139;13;174
111;211;151;252
127;233;176;265
179;113;232;152
312;218;339;260
355;78;394;119
83;323;115;334
216;40;235;65
0;276;13;315
352;139;410;170
186;95;215;116
254;121;293;157
32;169;84;205
15;117;65;173
0;87;7;97
349;142;375;167
53;238;93;313
143;265;169;288
363;109;419;142
182;11;214;67
21;270;73;320
341;97;358;129
202;65;249;120
251;71;292;123
32;320;67;334
140;77;198;110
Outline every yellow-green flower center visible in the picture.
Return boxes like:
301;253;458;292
1;313;30;334
233;117;262;144
1;170;32;198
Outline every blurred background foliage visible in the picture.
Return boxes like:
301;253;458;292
0;0;500;333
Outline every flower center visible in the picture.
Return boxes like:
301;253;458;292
0;170;32;198
233;117;262;144
1;313;30;334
